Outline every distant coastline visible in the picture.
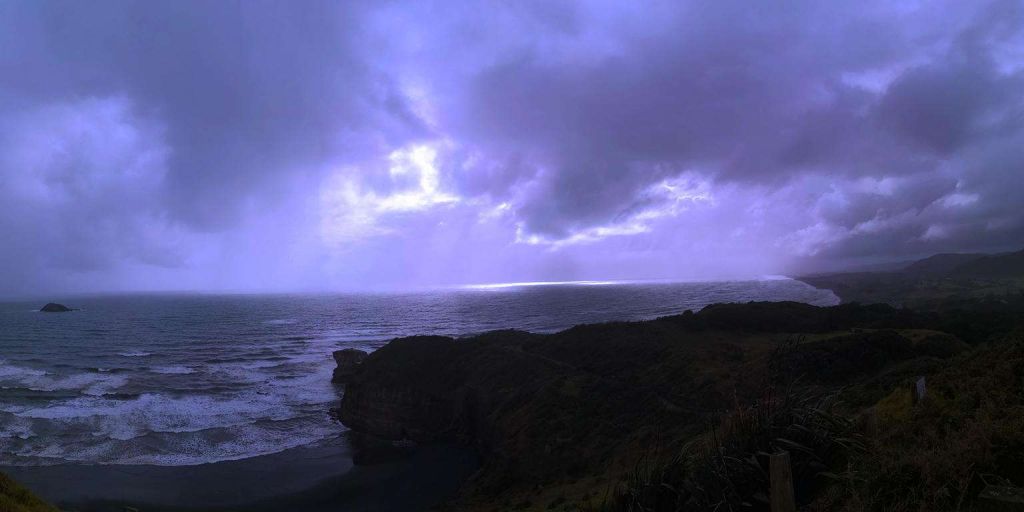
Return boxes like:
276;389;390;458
790;275;846;302
5;250;1022;510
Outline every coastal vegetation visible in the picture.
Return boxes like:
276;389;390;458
600;335;1024;511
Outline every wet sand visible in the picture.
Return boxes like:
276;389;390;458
2;435;479;512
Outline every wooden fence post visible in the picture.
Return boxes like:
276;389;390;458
770;451;796;512
911;376;926;405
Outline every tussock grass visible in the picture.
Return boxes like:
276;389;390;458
817;341;1024;511
597;338;1024;511
599;341;864;512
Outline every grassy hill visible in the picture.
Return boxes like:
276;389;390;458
797;248;1024;308
902;252;985;276
951;249;1024;279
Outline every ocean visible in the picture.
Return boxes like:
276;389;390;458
0;279;837;468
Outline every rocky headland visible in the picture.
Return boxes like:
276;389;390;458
336;298;1024;511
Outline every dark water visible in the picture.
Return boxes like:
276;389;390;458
0;279;836;467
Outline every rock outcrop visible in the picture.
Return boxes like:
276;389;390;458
39;303;72;313
339;333;564;445
331;348;368;384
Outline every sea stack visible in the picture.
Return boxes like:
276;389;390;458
39;303;73;312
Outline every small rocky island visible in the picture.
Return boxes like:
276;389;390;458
39;303;73;312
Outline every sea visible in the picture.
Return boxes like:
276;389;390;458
0;279;837;468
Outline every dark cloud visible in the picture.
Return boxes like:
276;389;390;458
878;57;1020;154
1;0;428;229
0;0;431;293
439;1;910;232
0;0;1022;294
434;0;1024;255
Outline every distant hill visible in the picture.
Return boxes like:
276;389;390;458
902;252;985;276
797;248;1024;307
950;249;1024;279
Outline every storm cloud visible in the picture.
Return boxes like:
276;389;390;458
1;0;1022;294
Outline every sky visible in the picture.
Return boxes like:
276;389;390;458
1;0;1023;295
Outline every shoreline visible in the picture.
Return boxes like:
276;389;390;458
2;434;478;512
789;275;847;303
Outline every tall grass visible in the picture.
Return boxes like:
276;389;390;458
600;340;864;512
820;341;1024;511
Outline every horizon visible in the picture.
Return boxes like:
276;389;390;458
0;248;1017;300
2;1;1023;295
0;274;820;302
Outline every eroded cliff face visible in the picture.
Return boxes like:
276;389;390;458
339;333;567;450
336;303;971;510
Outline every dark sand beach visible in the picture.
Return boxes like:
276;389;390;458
2;435;479;512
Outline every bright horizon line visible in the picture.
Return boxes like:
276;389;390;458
0;275;808;301
458;275;796;290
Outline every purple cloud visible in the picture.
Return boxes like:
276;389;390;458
1;0;1022;294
